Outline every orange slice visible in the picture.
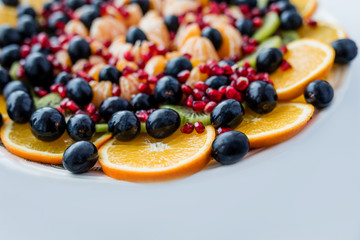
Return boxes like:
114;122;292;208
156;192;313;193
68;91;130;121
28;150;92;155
99;126;216;182
290;0;317;19
297;21;347;43
270;38;335;101
235;103;315;148
1;121;112;165
0;95;8;121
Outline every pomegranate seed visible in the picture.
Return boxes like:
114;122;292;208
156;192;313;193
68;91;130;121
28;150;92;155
181;84;193;95
181;123;194;134
183;53;192;59
217;127;232;135
122;66;134;76
251;8;262;17
194;82;208;91
280;60;292;71
204;101;217;114
20;45;31;59
185;95;194;107
148;76;158;84
138;83;151;94
243;44;257;54
62;65;71;73
192;101;206;112
237;67;248;76
60;98;69;109
222;65;233;75
252;17;263;28
38;33;50;48
243;61;250;68
34;87;48;98
219;86;227;94
177;70;190;83
247;67;256;75
280;45;288;53
57;85;66;98
199;64;210;74
136;110;148;122
91;112;101;123
108;57;118;66
47;55;55;63
66;100;79;112
112;83;120;96
206;88;222;102
248;38;258;46
210;65;224;75
56;107;64;114
83;62;93;72
124;51;134;61
269;3;281;13
103;40;112;48
226;86;241;101
85;103;96;115
194;121;205;133
137;69;149;80
306;19;318;27
75;109;85;115
146;109;156;115
234;77;249;91
156;46;167;55
50;83;62;93
239;5;251;14
192;89;205;100
201;96;210;104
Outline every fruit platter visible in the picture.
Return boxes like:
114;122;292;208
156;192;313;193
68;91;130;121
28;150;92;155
0;0;357;182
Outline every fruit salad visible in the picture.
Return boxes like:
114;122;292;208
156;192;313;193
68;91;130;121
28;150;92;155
0;0;358;182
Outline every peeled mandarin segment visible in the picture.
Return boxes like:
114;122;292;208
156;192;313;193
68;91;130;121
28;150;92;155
297;21;348;43
90;16;126;43
0;121;112;164
213;23;243;59
270;38;335;101
174;23;202;49
90;80;113;107
180;36;220;62
163;0;199;16
123;4;142;28
186;66;209;88
290;0;317;19
0;5;17;26
120;73;141;101
0;95;8;120
55;50;72;67
139;11;170;48
88;63;106;81
99;126;216;182
235;103;315;148
116;60;138;72
64;20;89;38
144;56;168;76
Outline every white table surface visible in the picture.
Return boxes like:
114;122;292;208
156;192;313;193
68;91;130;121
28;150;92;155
0;0;360;239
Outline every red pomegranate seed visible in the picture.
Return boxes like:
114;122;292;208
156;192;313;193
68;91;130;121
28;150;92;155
177;70;190;83
136;110;148;122
46;54;55;63
194;81;208;91
181;84;193;95
137;69;149;80
66;100;79;112
204;101;217;114
38;33;50;48
123;51;134;61
206;88;222;102
192;89;205;100
148;42;157;53
57;85;66;98
103;40;112;48
199;64;210;74
269;3;281;13
185;95;194;107
243;61;250;68
122;66;134;76
148;76;158;84
56;107;64;114
108;57;118;66
222;65;233;75
50;83;62;93
306;19;318;27
251;8;262;17
83;62;93;72
192;101;206;112
225;86;241;101
75;109;85;115
62;65;71;73
252;17;263;28
248;38;258;46
234;77;249;91
280;60;292;71
91;112;101;123
201;96;210;104
194;121;205;133
210;65;224;75
20;45;31;59
138;83;151;94
112;83;120;96
239;5;251;14
183;53;192;59
181;123;194;134
217;127;232;135
218;86;227;94
85;103;96;115
147;109;156;115
247;67;256;75
156;46;167;55
243;44;257;54
34;87;48;98
237;67;248;76
280;45;288;53
60;98;69;109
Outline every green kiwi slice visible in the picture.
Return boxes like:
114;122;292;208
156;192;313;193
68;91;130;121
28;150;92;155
160;105;211;126
35;93;62;109
257;0;269;9
252;12;281;42
281;30;300;44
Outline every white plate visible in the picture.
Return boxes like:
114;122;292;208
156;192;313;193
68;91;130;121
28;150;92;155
0;1;360;239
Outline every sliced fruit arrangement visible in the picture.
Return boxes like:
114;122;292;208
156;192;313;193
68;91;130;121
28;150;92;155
0;0;358;182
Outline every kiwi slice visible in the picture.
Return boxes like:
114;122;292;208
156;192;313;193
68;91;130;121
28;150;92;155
9;62;20;80
237;36;283;68
160;105;211;126
35;93;62;109
281;30;300;44
252;12;281;42
257;0;269;9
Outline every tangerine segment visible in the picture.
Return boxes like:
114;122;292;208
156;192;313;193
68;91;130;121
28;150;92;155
235;103;315;148
99;126;216;182
1;121;112;165
297;21;347;43
0;5;17;26
0;95;8;121
290;0;317;19
270;38;335;101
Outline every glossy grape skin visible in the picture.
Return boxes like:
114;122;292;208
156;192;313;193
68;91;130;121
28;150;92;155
234;0;257;7
24;52;54;88
80;7;100;29
54;71;72;85
0;25;22;47
331;39;358;64
0;44;21;68
164;15;179;32
48;11;70;33
6;90;35;123
235;19;254;36
99;96;133;122
131;93;158;111
245;81;278;114
67;36;91;64
108;111;140;141
17;15;38;39
154;76;182;105
66;78;93;106
17;5;37;18
164;56;193;77
201;27;223;50
256;48;283;73
126;27;148;45
30;107;66;142
280;10;303;30
211;131;250;165
210;99;245;129
0;114;3;128
131;0;150;14
0;66;12;92
3;81;30;99
62;141;98;174
146;109;180;139
66;0;85;10
304;80;334;109
99;65;122;83
205;75;229;89
67;114;95;141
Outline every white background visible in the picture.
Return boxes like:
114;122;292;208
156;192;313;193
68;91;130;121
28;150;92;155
0;0;360;239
